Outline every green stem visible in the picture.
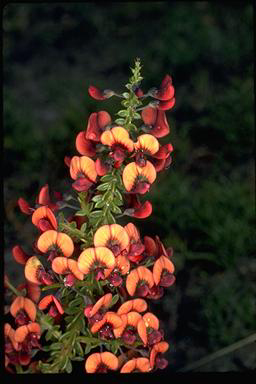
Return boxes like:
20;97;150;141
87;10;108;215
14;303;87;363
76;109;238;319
5;280;23;296
38;311;62;340
41;283;62;291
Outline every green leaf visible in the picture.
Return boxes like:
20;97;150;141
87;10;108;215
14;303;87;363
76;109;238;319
72;356;84;361
45;330;53;341
65;359;73;373
50;343;61;350
84;343;92;355
125;83;132;90
133;112;141;119
102;190;113;201
109;294;120;308
114;189;123;201
60;356;69;371
106;211;116;224
95;200;106;209
115;118;125;125
91;194;103;203
127;123;138;131
111;205;122;214
100;174;114;183
117;110;128;117
97;183;110;191
69;297;83;307
121;100;130;107
89;210;103;219
75;209;88;216
65;306;81;315
122;92;130;99
74;341;84;356
113;196;123;206
80;223;87;233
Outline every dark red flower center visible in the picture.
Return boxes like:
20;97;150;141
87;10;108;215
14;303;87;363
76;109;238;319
96;363;108;373
64;273;76;287
160;271;175;287
95;268;105;281
148;329;163;346
38;268;55;286
133;177;151;194
108;271;123;287
155;354;168;369
107;239;121;256
136;281;150;297
135;151;147;167
38;218;55;232
99;324;114;340
147;285;164;300
15;310;30;326
122;328;137;345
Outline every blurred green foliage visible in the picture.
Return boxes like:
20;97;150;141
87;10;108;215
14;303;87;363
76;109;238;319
3;2;255;370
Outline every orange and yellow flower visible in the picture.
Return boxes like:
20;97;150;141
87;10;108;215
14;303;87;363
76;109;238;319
16;281;41;303
101;126;134;165
134;134;160;167
90;311;123;338
37;230;74;259
77;246;115;280
153;255;175;287
5;323;20;352
51;256;84;281
122;161;156;194
149;341;169;369
117;298;147;315
24;256;54;286
14;322;40;343
32;206;58;232
70;155;97;191
85;351;118;373
137;312;161;346
104;254;130;286
135;134;159;155
38;294;64;318
114;311;147;345
120;357;151;373
87;293;113;318
124;223;145;263
10;296;37;325
126;266;154;297
94;224;130;257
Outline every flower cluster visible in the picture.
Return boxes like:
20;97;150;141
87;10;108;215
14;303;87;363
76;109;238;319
4;59;176;374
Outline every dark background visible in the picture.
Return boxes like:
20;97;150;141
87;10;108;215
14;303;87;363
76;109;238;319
3;2;255;372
